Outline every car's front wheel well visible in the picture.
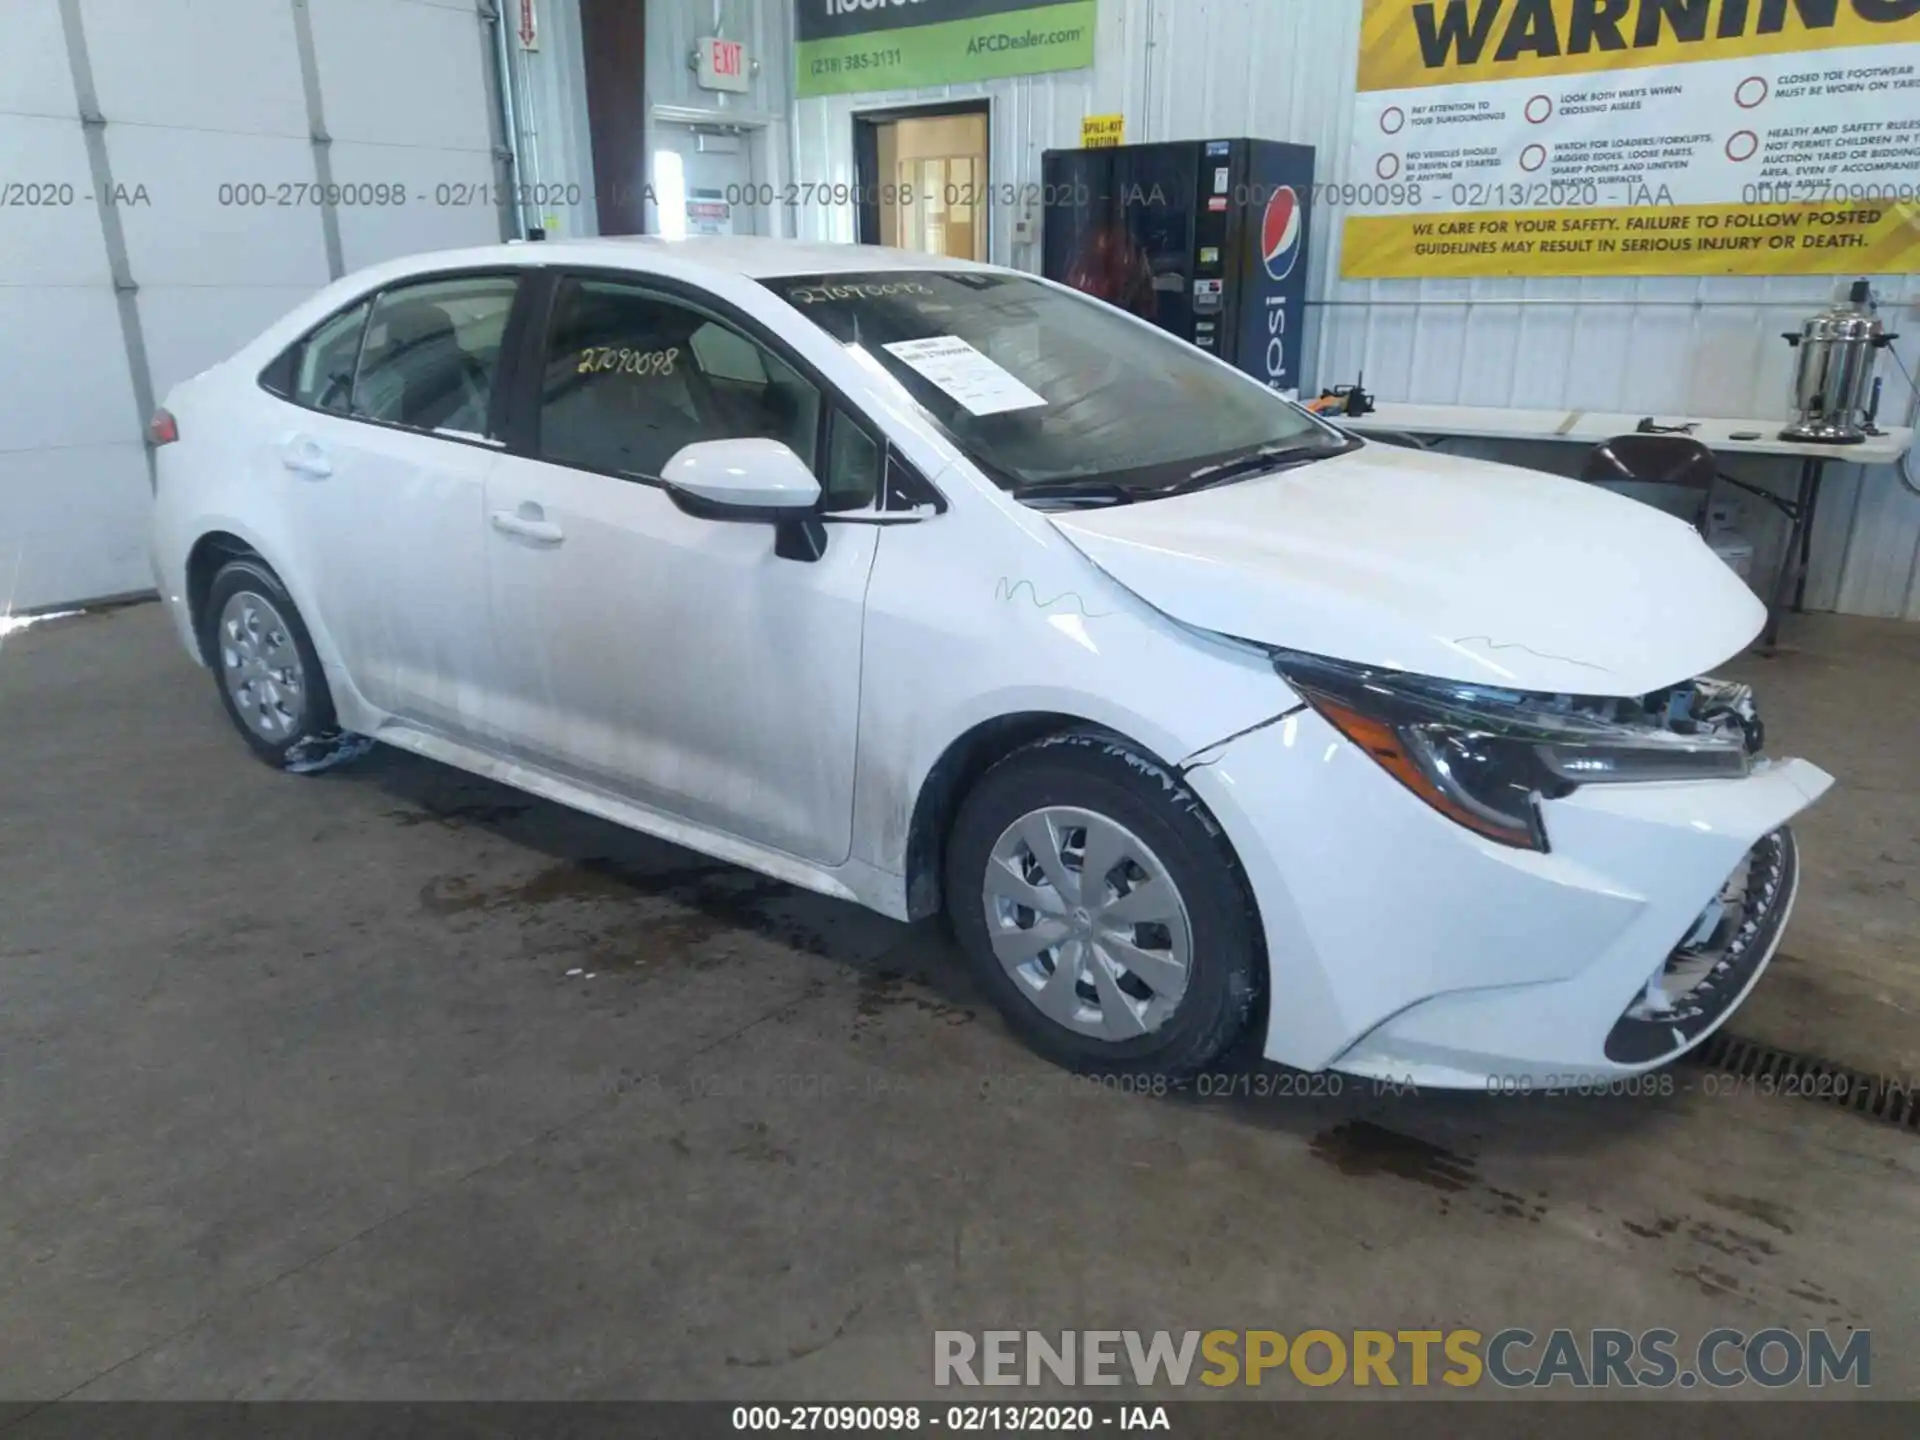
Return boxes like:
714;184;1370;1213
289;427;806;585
903;712;1119;920
185;532;259;664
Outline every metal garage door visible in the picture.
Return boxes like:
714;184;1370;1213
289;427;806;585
0;0;508;615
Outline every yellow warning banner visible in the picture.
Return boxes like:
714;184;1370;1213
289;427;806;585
1343;1;1920;275
1359;0;1920;93
1342;199;1920;277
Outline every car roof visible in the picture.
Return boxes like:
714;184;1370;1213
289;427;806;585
453;234;1003;280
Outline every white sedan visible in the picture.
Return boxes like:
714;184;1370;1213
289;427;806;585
149;236;1832;1087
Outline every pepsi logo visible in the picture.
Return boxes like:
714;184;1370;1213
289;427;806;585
1261;186;1303;282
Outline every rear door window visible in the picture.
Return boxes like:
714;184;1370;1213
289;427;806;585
351;275;520;438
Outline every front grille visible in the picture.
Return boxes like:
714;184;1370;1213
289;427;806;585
1604;828;1795;1065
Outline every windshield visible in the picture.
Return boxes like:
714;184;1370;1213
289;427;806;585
761;270;1345;498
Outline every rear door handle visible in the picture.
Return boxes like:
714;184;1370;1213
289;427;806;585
490;508;565;545
280;434;332;479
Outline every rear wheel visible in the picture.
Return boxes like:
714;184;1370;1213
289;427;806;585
945;732;1263;1076
203;557;370;773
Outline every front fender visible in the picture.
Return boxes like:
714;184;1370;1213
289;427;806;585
849;503;1297;883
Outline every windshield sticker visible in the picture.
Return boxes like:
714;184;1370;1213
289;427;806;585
881;336;1047;417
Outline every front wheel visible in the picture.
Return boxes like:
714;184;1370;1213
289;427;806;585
944;732;1263;1076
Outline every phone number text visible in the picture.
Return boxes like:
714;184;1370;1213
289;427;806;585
809;47;905;78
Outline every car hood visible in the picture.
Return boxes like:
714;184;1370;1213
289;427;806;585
1049;442;1767;697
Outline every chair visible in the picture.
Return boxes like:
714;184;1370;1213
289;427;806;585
1581;433;1720;534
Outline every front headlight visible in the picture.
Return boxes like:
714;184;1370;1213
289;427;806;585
1270;651;1752;852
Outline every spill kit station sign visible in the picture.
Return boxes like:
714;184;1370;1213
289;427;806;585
1342;0;1920;277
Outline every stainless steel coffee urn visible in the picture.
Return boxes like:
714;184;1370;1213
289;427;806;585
1781;280;1899;445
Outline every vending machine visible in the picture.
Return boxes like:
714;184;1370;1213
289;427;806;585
1041;139;1317;395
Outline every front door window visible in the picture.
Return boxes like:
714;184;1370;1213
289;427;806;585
535;278;821;481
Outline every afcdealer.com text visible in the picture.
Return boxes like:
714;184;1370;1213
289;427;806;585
934;1327;1871;1390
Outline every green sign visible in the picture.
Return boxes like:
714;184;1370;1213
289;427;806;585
795;0;1096;98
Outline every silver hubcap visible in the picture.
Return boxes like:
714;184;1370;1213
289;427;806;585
982;807;1194;1042
218;591;306;740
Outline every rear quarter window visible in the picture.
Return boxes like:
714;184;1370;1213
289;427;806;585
261;302;369;413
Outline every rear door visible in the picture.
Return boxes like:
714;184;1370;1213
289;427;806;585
481;272;881;865
274;271;522;734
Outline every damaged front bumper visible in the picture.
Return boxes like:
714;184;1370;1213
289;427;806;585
1606;826;1796;1065
1180;703;1833;1090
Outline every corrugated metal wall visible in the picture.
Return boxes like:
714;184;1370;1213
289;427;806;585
507;0;599;242
788;0;1920;620
646;0;794;120
644;0;798;236
525;0;797;238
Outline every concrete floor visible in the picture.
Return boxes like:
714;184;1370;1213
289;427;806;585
1719;617;1920;1081
1;603;1915;1401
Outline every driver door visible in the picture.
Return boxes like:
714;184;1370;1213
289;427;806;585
482;274;880;866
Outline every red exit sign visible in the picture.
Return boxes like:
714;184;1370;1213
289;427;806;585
697;36;751;93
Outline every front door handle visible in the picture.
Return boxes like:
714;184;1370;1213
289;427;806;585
490;507;565;545
280;434;332;479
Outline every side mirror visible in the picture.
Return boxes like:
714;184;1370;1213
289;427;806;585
660;437;829;562
661;438;821;514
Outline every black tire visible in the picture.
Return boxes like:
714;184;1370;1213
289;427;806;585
201;556;370;774
945;731;1263;1077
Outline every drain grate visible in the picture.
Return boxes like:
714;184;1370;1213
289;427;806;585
1687;1032;1920;1132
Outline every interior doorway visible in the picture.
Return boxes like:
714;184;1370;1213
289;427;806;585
853;103;989;261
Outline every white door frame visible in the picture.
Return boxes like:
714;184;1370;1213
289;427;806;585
646;104;780;239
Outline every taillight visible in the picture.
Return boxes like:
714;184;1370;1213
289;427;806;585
149;408;179;446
